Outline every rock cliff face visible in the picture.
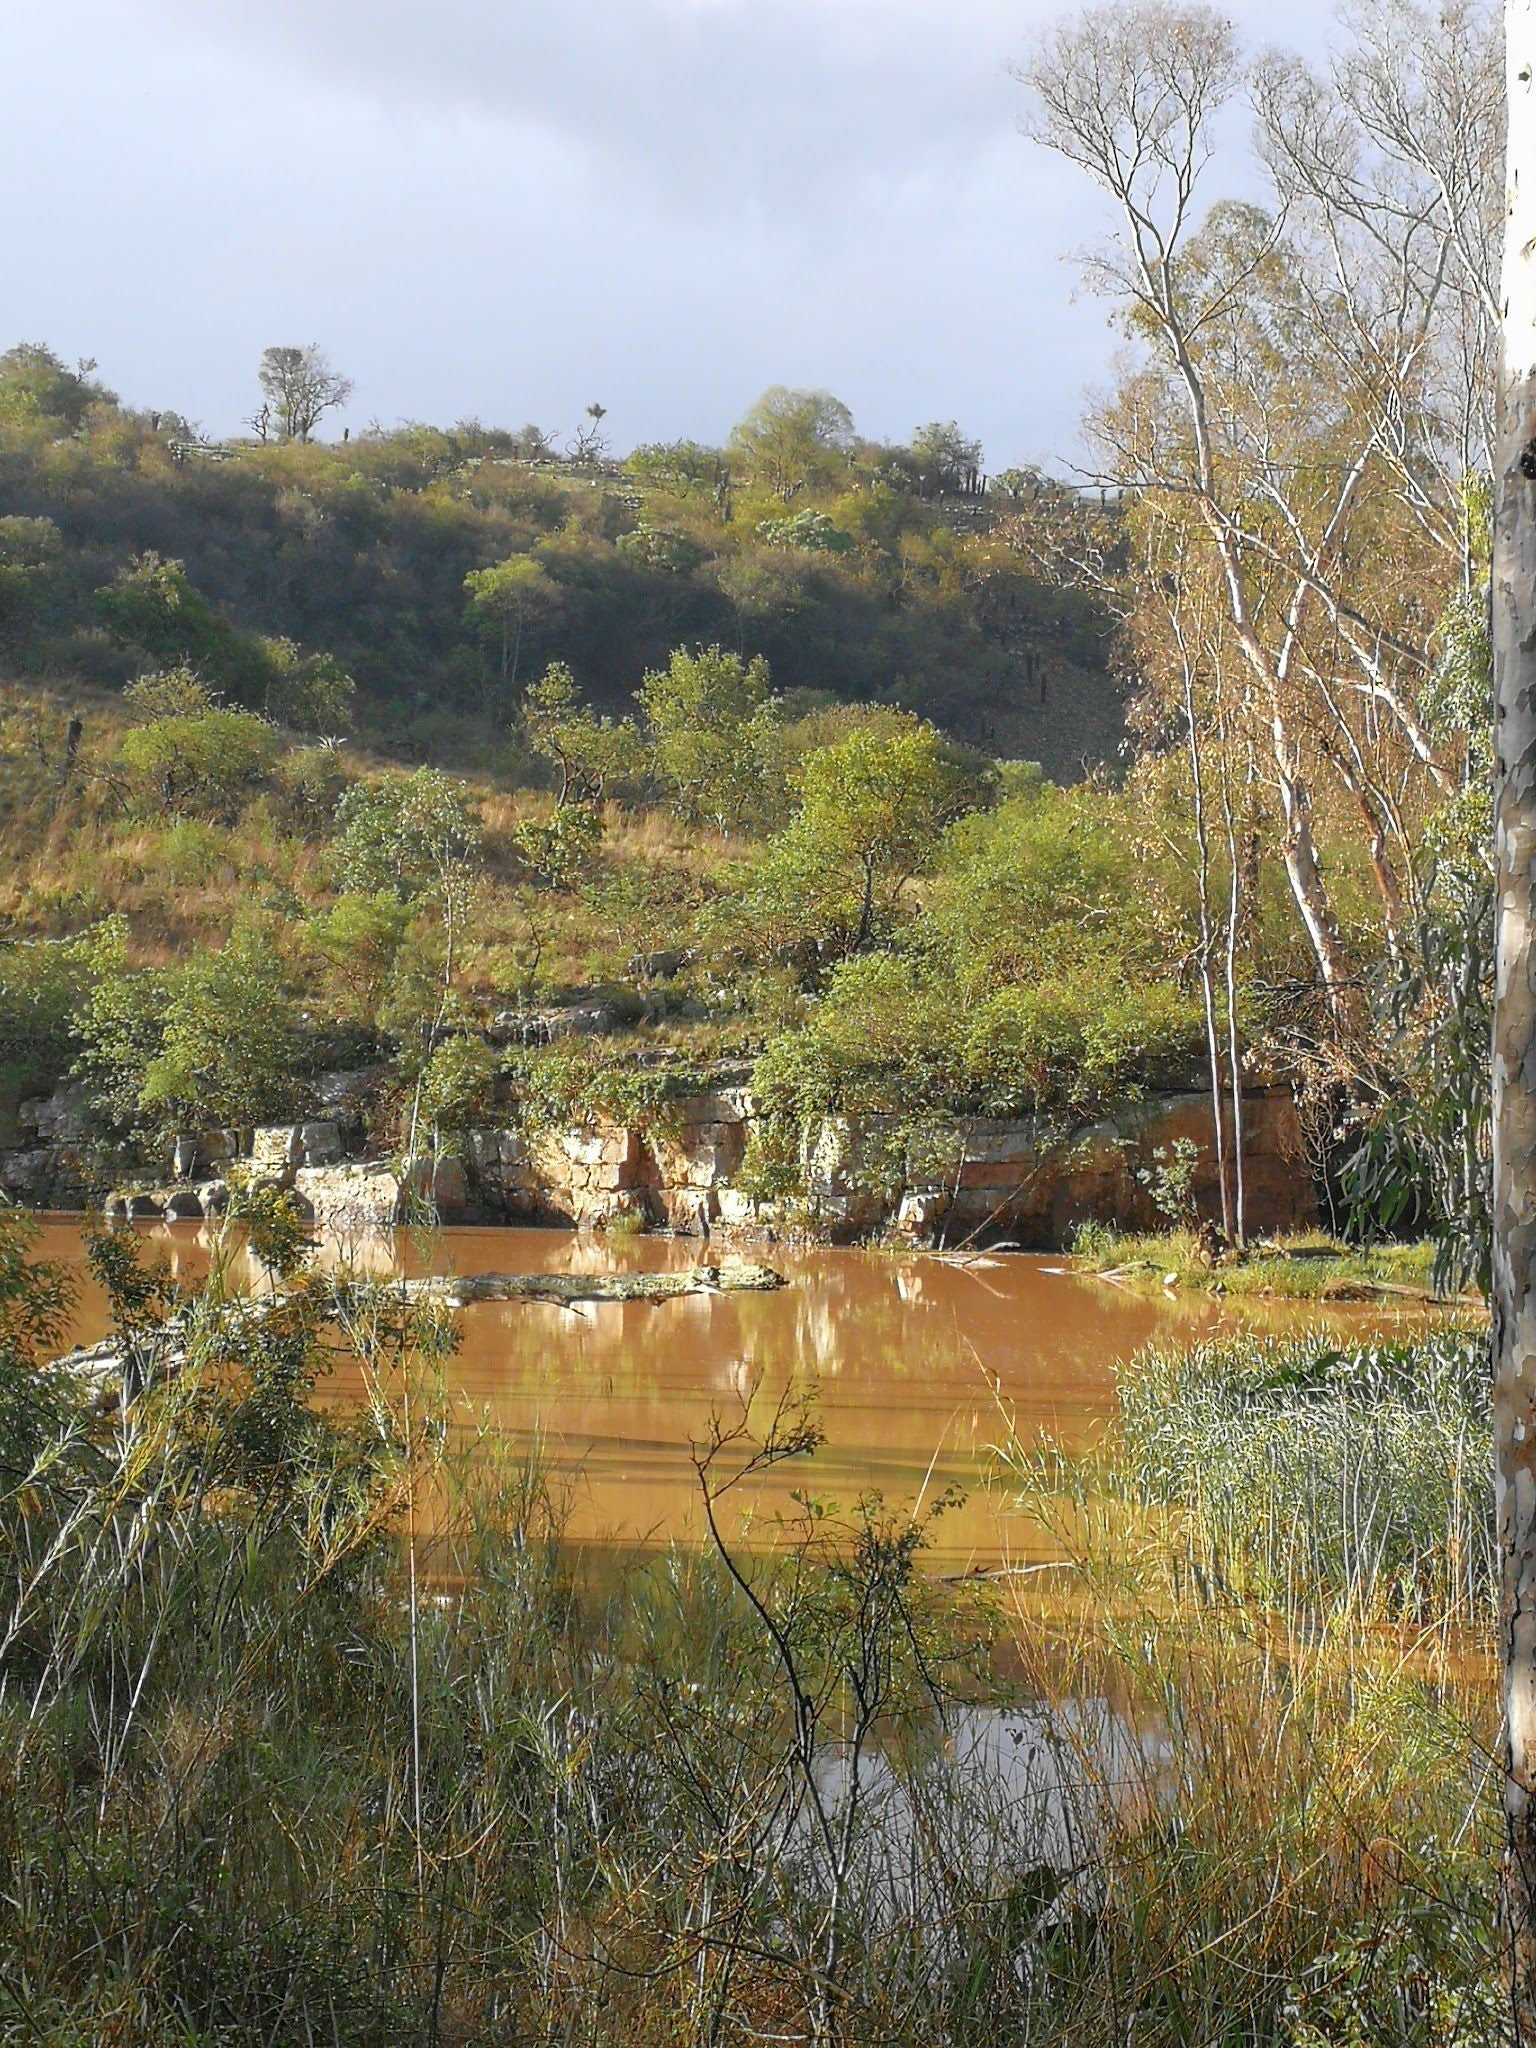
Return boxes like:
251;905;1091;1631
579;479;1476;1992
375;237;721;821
18;1073;1314;1245
1;1083;95;1209
290;1085;1312;1242
796;1092;1310;1240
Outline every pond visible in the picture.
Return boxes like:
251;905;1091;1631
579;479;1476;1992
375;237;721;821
33;1218;1425;1570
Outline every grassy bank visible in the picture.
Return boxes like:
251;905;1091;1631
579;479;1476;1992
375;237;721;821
0;1209;1502;2044
1070;1224;1446;1299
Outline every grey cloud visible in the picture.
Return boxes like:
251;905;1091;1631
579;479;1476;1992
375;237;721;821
149;0;1035;218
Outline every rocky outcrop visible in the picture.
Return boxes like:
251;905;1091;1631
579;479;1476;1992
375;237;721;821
44;1071;1314;1247
290;1154;474;1229
1;1083;98;1208
796;1090;1312;1241
250;1122;345;1175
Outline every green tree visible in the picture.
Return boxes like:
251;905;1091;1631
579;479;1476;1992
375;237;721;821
755;509;852;553
93;554;257;697
141;931;301;1133
79;926;300;1140
0;515;65;655
259;640;357;732
332;769;480;900
785;718;964;950
121;666;215;722
637;644;779;832
754;951;962;1117
614;523;707;574
728;387;856;501
0;343;116;432
463;554;561;694
623;439;733;509
415;1033;498;1144
116;707;278;819
302;892;413;1019
253;344;352;442
882;421;984;498
0;926;108;1105
520;661;640;807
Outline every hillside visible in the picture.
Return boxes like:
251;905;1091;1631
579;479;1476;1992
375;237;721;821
0;348;1124;779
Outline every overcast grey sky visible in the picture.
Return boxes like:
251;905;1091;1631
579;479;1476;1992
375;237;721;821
4;0;1336;471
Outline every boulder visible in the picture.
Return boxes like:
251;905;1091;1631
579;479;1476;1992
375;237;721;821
488;1000;624;1047
716;1188;762;1229
1;1148;54;1202
628;948;688;981
250;1126;303;1179
163;1189;204;1220
294;1163;403;1230
895;1189;946;1238
298;1121;343;1167
18;1082;91;1146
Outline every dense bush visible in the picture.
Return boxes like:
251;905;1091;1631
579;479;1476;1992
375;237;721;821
0;926;104;1105
117;705;279;818
0;371;1118;767
77;924;303;1141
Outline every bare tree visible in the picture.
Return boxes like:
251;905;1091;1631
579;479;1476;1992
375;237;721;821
1022;0;1499;1017
1492;0;1536;2028
254;344;353;443
1021;5;1352;1004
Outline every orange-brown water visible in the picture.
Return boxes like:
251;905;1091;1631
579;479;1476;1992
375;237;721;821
33;1219;1424;1570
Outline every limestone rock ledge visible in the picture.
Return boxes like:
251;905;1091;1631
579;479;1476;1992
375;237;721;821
54;1083;1313;1247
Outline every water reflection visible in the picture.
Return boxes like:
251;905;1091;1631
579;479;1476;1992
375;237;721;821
34;1219;1417;1568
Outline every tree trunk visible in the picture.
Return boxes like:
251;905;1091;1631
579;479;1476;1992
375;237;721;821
1493;1;1536;2028
1184;665;1233;1240
1271;727;1350;1007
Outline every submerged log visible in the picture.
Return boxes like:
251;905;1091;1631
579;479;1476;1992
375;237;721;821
397;1258;786;1309
51;1257;787;1392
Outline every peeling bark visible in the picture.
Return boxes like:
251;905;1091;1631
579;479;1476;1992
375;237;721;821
1493;0;1536;2027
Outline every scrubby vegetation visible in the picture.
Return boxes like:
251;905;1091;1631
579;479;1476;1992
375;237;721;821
0;648;1309;1194
0;230;1500;1272
0;1210;1498;2045
0;349;1117;773
1069;1225;1443;1299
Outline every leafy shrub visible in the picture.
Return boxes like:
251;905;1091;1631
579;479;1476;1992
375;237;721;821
302;890;412;1018
756;509;852;553
117;706;278;818
962;970;1203;1112
332;767;478;899
615;522;708;574
754;953;960;1118
79;925;301;1140
414;1033;500;1139
0;924;109;1103
637;644;780;832
511;801;602;888
756;951;1203;1123
505;1043;703;1131
158;817;232;886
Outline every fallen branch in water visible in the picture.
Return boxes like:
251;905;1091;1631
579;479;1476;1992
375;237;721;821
400;1258;785;1308
53;1257;787;1392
